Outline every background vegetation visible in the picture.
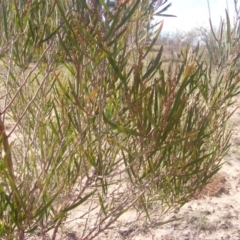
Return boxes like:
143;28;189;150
0;0;240;239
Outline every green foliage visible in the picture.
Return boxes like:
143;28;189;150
0;0;239;239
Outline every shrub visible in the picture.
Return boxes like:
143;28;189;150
0;0;239;239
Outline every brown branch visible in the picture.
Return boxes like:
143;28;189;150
0;118;20;223
0;118;14;180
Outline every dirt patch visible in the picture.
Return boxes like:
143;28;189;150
193;173;231;200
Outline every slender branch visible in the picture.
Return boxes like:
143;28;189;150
0;117;14;180
7;60;55;137
3;37;14;123
1;42;53;115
